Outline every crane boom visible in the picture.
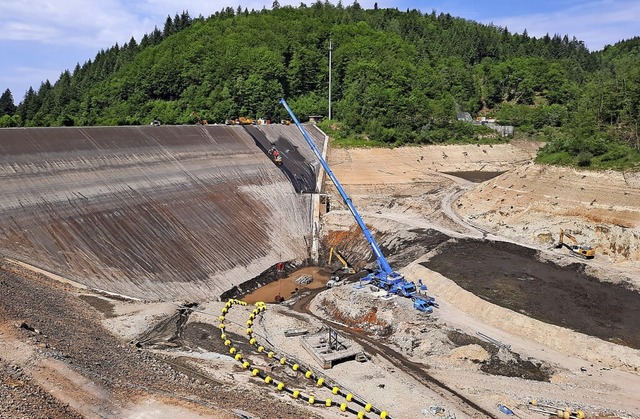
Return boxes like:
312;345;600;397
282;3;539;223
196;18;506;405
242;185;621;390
280;98;393;275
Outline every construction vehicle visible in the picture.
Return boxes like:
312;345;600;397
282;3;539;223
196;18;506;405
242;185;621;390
412;296;435;313
225;117;254;125
328;247;356;275
555;229;595;259
268;145;283;165
281;98;436;312
326;247;356;288
191;111;207;125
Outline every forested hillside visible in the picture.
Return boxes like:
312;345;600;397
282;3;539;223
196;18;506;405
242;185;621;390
1;3;639;169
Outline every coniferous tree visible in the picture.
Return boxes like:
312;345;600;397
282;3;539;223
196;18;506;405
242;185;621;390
0;89;17;116
5;3;638;166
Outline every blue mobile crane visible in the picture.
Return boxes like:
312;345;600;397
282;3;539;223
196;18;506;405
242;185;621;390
280;98;436;313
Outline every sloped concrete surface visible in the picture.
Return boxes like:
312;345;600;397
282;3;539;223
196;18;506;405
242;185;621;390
0;125;321;300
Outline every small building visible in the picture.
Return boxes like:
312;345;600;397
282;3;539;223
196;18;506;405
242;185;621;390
308;115;324;124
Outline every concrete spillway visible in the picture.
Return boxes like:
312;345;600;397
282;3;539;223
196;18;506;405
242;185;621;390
0;124;324;300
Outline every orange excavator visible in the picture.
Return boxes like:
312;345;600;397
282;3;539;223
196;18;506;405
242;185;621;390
556;229;595;259
191;111;207;125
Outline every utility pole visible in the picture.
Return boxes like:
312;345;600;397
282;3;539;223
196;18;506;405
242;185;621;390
328;37;333;121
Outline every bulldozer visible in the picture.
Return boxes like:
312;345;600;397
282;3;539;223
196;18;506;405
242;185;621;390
555;229;595;259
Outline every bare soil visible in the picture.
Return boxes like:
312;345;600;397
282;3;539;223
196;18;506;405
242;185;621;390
2;140;640;419
0;261;318;419
422;238;640;349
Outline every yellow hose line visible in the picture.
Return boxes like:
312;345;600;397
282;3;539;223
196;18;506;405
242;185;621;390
217;298;391;418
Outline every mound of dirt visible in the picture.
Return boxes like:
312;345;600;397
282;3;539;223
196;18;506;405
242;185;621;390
456;163;640;263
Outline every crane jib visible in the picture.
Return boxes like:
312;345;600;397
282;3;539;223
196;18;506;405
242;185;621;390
279;98;394;275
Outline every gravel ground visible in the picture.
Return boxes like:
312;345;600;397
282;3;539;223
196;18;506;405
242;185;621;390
0;262;318;419
0;359;84;419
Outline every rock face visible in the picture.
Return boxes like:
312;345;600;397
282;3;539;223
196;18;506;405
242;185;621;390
0;125;323;300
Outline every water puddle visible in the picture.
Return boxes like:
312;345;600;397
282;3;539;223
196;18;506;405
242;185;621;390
241;266;330;304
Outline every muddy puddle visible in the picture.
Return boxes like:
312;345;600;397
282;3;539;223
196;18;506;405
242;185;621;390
241;266;331;304
423;239;640;349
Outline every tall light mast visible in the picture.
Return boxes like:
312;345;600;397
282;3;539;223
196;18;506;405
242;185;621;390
328;37;333;120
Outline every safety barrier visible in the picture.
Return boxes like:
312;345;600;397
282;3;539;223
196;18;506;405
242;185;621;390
218;299;392;419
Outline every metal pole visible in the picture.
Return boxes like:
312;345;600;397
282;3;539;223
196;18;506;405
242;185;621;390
328;37;332;120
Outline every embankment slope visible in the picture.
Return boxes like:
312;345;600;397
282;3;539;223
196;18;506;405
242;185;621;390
0;125;320;300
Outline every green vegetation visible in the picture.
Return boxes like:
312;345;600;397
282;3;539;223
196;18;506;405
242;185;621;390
1;4;639;170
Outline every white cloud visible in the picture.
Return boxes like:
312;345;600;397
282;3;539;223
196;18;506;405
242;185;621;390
0;65;62;95
489;0;640;50
0;0;637;100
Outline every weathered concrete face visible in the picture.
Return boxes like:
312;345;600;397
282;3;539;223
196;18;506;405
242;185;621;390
0;125;320;300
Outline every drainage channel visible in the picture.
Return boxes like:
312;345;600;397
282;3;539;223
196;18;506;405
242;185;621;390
218;299;393;419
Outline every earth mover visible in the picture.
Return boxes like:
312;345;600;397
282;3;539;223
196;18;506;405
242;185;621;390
556;229;595;259
328;247;356;275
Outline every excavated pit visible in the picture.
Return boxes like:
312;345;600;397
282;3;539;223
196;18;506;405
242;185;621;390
423;238;640;349
447;330;552;381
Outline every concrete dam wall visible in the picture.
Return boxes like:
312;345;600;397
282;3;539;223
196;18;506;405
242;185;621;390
0;124;324;300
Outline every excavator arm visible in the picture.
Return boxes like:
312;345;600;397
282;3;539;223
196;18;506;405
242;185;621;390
328;247;356;274
557;229;595;259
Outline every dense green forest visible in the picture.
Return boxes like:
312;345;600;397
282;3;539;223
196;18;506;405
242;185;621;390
1;3;639;169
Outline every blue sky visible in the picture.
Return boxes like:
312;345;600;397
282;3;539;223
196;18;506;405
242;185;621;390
1;0;638;104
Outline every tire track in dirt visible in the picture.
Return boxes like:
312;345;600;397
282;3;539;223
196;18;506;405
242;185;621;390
291;289;496;418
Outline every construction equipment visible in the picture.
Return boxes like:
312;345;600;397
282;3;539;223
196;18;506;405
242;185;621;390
225;117;254;125
412;296;435;313
528;400;585;419
190;111;208;125
328;247;356;275
281;98;436;312
326;247;356;288
268;145;283;165
555;229;595;259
